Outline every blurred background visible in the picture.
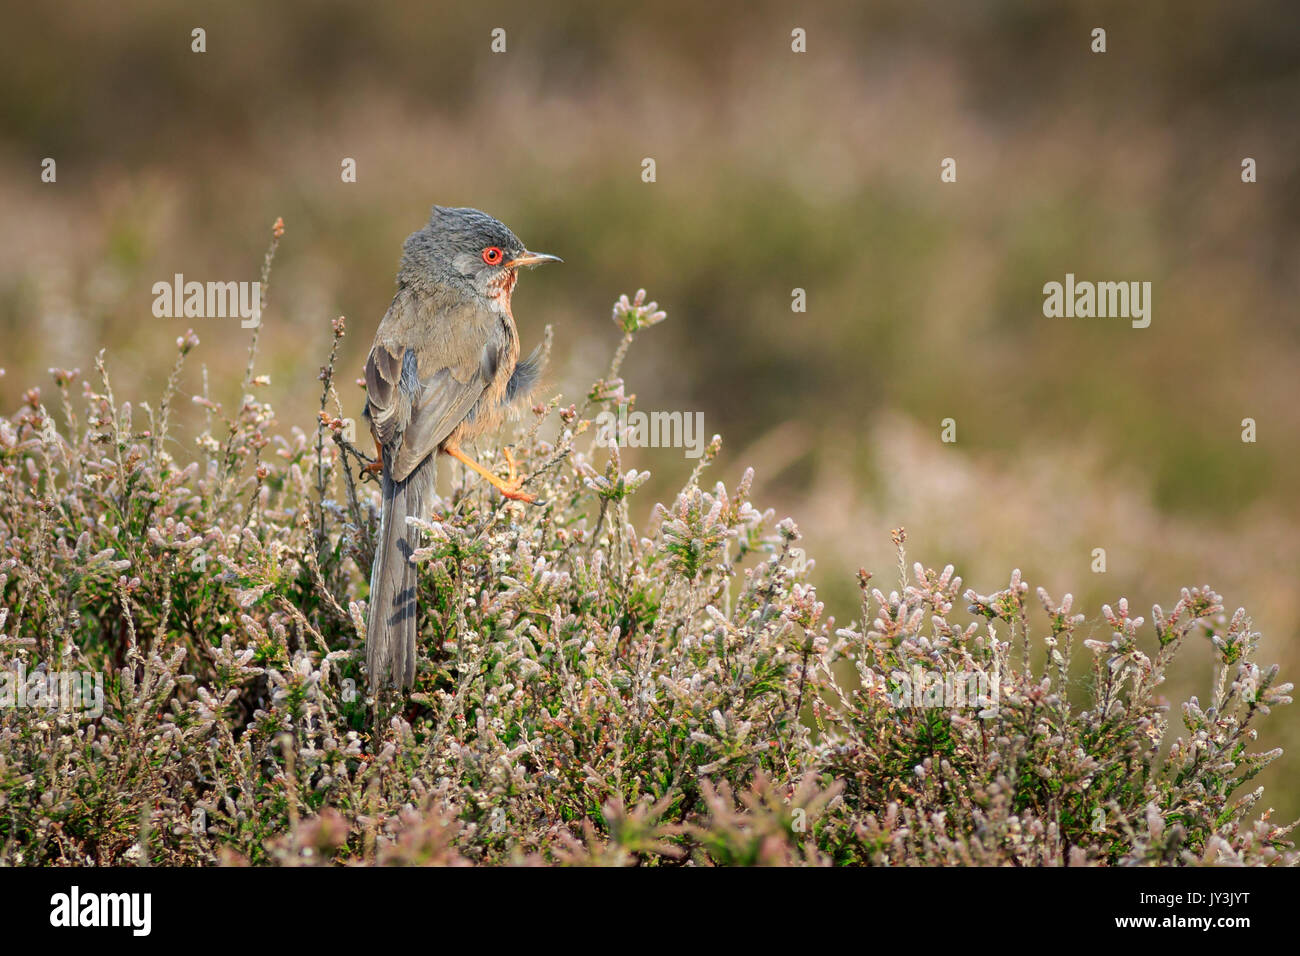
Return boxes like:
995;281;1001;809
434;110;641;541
3;0;1298;819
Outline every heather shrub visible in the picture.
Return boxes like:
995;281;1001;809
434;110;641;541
809;560;1294;864
0;228;1293;865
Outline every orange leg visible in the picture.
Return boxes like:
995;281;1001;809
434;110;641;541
443;442;540;504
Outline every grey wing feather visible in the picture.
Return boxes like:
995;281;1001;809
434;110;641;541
365;312;510;483
386;365;485;480
363;344;407;447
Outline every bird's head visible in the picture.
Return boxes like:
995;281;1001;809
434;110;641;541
400;205;560;308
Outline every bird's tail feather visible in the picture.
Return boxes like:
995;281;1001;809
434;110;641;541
366;454;436;691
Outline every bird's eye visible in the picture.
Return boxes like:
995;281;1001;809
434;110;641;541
482;246;504;265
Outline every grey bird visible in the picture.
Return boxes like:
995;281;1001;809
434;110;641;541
363;205;559;691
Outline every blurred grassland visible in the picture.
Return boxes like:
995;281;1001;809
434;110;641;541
1;0;1299;817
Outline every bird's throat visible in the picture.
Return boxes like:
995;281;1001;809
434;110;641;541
490;269;519;317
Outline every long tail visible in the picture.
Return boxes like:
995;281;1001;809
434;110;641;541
366;454;436;690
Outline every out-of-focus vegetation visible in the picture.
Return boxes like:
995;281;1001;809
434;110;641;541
1;0;1298;820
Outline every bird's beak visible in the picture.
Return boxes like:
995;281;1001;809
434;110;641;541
505;251;562;269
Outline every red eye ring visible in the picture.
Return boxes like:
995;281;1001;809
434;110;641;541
482;246;504;265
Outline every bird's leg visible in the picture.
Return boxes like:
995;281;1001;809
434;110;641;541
502;445;522;483
442;442;539;504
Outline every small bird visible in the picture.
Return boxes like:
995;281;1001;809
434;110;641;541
364;205;559;691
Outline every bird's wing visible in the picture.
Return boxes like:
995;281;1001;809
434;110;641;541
365;293;508;482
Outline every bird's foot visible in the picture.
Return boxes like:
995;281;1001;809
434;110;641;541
498;477;538;504
442;442;544;505
498;448;541;504
502;445;523;482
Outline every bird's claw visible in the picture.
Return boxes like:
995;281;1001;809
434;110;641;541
499;446;543;505
499;479;539;504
